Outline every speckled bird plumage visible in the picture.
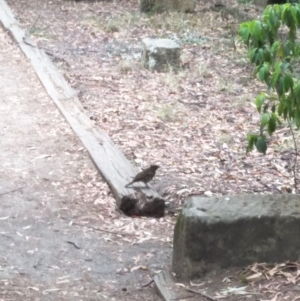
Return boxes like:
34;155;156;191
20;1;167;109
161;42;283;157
125;165;159;187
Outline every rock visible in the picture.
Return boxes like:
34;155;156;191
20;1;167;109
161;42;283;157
172;194;300;280
142;38;181;72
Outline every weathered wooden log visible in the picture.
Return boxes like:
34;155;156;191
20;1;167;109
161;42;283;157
154;271;194;301
0;0;165;217
119;186;165;217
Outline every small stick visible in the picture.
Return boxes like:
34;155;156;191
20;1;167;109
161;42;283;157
66;241;81;249
184;287;218;301
259;181;282;194
33;257;43;269
0;186;24;196
142;279;154;288
60;217;137;237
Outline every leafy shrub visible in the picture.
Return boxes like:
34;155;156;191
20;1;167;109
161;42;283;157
239;3;300;154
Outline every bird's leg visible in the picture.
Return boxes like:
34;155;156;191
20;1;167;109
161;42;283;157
125;181;133;188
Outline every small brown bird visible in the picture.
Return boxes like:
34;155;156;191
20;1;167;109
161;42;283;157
125;165;159;188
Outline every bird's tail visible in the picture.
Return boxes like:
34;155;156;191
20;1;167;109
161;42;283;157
125;181;133;188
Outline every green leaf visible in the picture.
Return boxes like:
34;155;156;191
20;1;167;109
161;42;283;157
271;104;276;113
263;47;272;64
270;64;281;88
274;61;281;73
261;112;269;127
295;109;300;127
283;41;292;56
277;43;284;59
281;61;291;72
249;48;258;63
270;41;280;62
276;76;284;96
278;102;284;116
255;93;266;113
295;44;300;56
246;134;258;154
291;6;299;25
268;8;281;34
238;23;251;44
258;66;265;81
268;115;276;135
294;83;300;102
283;6;294;27
258;62;270;81
284;107;288;119
251;48;264;65
252;21;263;40
281;4;290;22
263;103;269;113
283;74;293;93
255;136;268;154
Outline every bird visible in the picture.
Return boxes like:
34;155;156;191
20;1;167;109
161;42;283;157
125;165;159;188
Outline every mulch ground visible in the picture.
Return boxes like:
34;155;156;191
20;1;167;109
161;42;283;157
2;0;300;300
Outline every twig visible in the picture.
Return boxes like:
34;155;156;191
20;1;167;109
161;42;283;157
181;86;199;99
22;37;71;67
0;233;14;241
22;37;36;48
33;257;43;269
60;217;137;237
142;279;154;288
0;186;24;196
288;120;299;193
24;37;100;55
184;287;218;301
258;181;282;194
66;241;81;249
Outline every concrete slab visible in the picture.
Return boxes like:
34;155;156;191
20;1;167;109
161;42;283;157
172;194;300;280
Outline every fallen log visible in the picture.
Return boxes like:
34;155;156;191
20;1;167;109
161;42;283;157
0;0;165;217
118;185;165;217
154;271;194;301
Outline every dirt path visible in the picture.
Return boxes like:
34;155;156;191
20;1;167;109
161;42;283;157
0;26;170;300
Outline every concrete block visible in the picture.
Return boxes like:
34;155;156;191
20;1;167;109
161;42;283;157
172;194;300;280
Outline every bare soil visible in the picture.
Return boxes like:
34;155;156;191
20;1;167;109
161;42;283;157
0;27;168;300
2;0;300;300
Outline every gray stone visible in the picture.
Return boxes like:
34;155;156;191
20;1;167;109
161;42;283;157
142;38;181;72
140;0;195;13
172;194;300;280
